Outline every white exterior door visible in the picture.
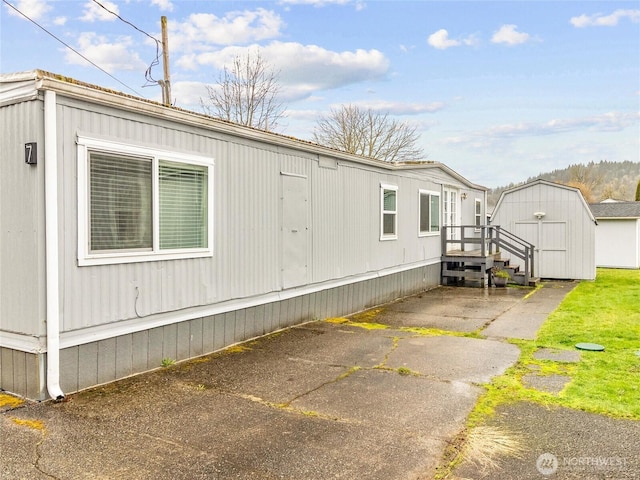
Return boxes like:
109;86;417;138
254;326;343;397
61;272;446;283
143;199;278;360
281;173;309;289
443;188;460;242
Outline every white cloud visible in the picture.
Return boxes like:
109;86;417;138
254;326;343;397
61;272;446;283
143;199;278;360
570;9;640;27
150;0;174;12
350;100;446;115
428;29;460;49
170;9;284;52
6;0;51;21
442;112;639;147
278;0;357;6
65;32;147;73
491;24;532;46
180;41;389;101
53;16;67;26
427;29;478;50
80;0;119;22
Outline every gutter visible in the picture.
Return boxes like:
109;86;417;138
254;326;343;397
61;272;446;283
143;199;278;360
44;90;65;400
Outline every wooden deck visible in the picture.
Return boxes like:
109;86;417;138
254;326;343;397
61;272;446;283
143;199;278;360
441;225;536;287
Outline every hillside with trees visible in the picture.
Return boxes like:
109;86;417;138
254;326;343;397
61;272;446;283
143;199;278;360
488;161;640;208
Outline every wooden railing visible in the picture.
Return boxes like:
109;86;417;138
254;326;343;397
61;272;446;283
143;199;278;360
441;225;535;284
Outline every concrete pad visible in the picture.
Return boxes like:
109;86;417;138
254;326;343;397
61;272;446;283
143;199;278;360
533;348;581;363
387;336;521;383
452;402;640;479
483;312;550;340
371;310;488;332
291;368;481;439
522;374;571;394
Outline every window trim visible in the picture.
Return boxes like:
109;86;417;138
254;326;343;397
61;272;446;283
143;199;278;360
418;189;441;237
380;183;398;241
77;136;214;266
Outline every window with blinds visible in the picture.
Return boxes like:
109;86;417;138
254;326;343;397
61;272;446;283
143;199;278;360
159;161;208;249
79;136;213;265
90;152;153;251
381;184;398;239
419;190;440;235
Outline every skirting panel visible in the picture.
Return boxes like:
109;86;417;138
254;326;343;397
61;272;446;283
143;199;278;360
1;264;439;400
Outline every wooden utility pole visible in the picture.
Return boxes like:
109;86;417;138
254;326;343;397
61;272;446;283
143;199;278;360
160;16;172;106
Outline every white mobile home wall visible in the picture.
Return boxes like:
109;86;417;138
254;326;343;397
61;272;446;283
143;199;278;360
491;180;596;280
0;72;485;399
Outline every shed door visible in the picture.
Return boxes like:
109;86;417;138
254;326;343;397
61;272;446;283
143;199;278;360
281;173;309;289
514;221;567;278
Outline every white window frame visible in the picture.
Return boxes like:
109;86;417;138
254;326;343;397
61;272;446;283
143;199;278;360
418;189;441;237
474;198;483;231
380;183;398;241
77;136;214;266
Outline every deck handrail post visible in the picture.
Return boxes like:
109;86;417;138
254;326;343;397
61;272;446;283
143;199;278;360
480;225;486;256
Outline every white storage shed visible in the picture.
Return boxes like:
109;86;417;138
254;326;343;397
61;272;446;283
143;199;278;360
491;180;596;280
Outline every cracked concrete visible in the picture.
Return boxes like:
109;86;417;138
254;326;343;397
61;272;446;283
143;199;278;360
1;282;577;479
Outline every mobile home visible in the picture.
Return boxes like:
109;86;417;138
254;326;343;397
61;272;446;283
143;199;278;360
0;70;486;400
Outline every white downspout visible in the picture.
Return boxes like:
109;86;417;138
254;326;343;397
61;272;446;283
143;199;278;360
44;90;65;400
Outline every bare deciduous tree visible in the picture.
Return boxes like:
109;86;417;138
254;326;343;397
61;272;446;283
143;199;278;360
312;104;425;162
200;51;285;131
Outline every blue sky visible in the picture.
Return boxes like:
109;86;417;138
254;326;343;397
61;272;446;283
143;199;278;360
1;0;638;187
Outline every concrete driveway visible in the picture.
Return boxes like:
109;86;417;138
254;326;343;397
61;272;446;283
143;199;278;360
1;283;574;479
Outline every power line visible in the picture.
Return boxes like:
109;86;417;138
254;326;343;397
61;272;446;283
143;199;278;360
90;0;163;87
2;0;142;96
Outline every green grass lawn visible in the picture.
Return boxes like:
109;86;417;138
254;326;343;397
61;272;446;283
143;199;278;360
470;268;640;423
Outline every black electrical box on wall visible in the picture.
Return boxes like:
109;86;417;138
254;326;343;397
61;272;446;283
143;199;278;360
25;142;37;164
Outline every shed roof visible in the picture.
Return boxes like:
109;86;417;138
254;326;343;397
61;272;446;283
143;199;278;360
492;179;596;223
589;201;640;219
0;69;486;191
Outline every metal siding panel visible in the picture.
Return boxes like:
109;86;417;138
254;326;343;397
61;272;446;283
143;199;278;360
213;314;225;350
163;323;178;361
25;353;43;400
223;311;235;345
97;338;116;384
234;309;246;342
176;321;191;361
115;334;133;379
147;327;164;368
59;346;79;394
1;348;12;391
244;307;257;339
202;315;215;353
189;317;204;357
132;331;149;373
78;342;98;390
58;102;222;331
0;100;45;335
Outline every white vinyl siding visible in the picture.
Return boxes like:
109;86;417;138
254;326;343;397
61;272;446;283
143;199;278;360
419;190;440;236
380;184;398;240
77;136;213;266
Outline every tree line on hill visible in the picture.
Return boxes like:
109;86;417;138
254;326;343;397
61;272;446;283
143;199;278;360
488;161;640;208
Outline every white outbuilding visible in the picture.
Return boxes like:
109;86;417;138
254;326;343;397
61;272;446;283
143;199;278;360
590;201;640;269
491;180;596;280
